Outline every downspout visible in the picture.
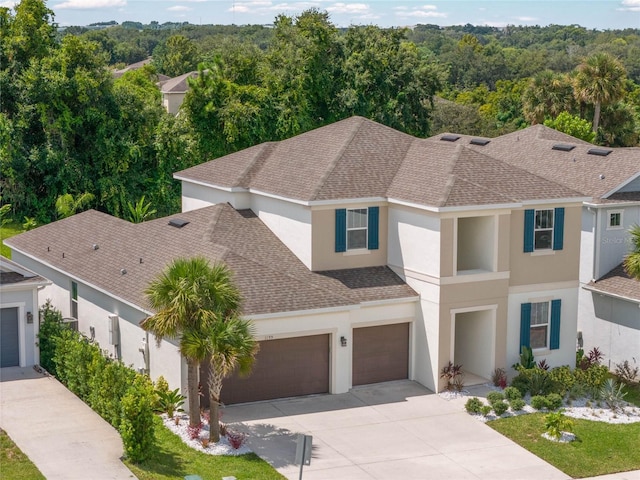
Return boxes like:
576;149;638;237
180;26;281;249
591;207;600;281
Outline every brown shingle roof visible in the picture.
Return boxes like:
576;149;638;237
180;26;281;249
6;206;416;316
177;116;585;207
161;71;198;93
585;263;640;303
0;257;48;286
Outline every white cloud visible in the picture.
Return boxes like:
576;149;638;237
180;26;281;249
515;16;537;22
326;3;369;14
619;0;640;10
55;0;126;9
167;5;193;11
395;5;446;19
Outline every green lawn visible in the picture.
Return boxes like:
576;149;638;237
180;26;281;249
623;381;640;407
124;416;285;480
0;429;46;480
1;221;23;258
489;413;640;478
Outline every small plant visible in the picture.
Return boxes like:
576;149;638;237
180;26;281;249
600;378;627;412
503;386;522;401
519;345;536;370
487;391;505;404
579;347;604;370
480;405;492;416
201;410;211;425
491;368;507;388
615;360;639;385
187;422;203;440
219;422;228;437
226;430;247;450
492;400;509;416
440;361;464;391
529;369;552;396
154;388;185;418
537;359;550;371
509;398;526;411
174;416;180;425
510;373;530;397
155;376;170;395
544;410;574;440
546;393;564;410
465;397;484;414
201;438;210;448
531;395;549;410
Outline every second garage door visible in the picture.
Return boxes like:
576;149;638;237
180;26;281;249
216;334;330;405
353;323;409;386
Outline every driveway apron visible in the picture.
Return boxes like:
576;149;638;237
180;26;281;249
0;366;136;480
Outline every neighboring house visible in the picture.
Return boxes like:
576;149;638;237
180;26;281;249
112;57;153;79
0;257;50;367
7;116;588;405
434;126;640;369
160;71;198;115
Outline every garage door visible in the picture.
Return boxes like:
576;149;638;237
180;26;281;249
353;323;409;386
205;334;330;405
1;307;20;368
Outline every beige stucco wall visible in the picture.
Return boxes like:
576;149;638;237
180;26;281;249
311;205;388;271
509;205;582;286
163;92;186;115
440;218;454;277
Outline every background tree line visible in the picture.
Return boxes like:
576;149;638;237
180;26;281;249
1;0;639;226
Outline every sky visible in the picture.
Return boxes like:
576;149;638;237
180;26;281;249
2;0;640;29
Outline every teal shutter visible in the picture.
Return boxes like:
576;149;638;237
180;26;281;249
335;209;346;252
368;207;379;250
553;208;564;251
520;303;531;350
550;299;561;350
524;209;534;253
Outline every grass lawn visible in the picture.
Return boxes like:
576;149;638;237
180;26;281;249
124;416;285;480
0;429;46;480
1;221;23;258
623;381;640;407
489;413;640;478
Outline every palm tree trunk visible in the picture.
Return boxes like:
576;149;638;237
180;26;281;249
208;364;224;442
592;101;601;133
187;359;200;427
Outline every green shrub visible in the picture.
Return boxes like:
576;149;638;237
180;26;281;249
465;397;484;414
89;359;137;427
154;388;186;418
509;398;526;411
37;301;65;376
492;400;509;416
155;375;170;395
503;386;522;401
546;393;564;410
600;378;627;412
548;365;575;396
544;410;573;440
531;395;549;410
487;391;505;404
480;405;492;416
575;364;609;391
120;377;155;463
510;373;530;397
529;369;553;396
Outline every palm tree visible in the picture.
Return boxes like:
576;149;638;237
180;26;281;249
55;192;95;219
522;70;575;125
142;257;241;427
574;53;627;133
623;225;640;280
182;317;258;442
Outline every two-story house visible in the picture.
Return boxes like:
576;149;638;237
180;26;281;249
7;116;587;406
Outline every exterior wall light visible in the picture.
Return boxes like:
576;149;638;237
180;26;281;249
340;336;347;347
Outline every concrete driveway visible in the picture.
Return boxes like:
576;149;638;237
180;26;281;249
223;380;570;480
0;366;135;480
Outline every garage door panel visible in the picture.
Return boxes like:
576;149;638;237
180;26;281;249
219;334;330;405
353;323;409;386
1;307;20;368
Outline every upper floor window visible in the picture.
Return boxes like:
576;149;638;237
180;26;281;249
607;210;623;230
523;207;564;253
335;207;379;253
71;281;78;319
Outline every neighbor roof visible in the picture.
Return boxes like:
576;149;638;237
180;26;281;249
584;263;640;304
161;71;198;94
176;116;585;208
0;257;49;287
6;205;416;316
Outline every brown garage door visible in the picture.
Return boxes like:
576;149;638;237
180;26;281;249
206;334;330;405
353;323;409;386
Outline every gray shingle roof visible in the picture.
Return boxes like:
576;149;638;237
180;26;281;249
0;257;48;286
6;206;416;316
161;71;198;94
585;263;640;303
177;116;585;207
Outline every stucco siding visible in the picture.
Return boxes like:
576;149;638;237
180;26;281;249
1;289;38;366
597;205;640;280
181;182;251;212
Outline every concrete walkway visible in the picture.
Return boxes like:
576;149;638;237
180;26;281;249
0;366;136;480
224;380;570;480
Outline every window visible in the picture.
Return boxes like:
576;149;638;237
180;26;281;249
520;299;561;351
347;208;368;250
523;208;564;253
530;302;550;349
335;207;379;253
607;210;623;230
71;281;78;319
534;209;553;250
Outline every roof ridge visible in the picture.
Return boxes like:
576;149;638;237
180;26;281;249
239;142;276;188
309;117;364;201
438;143;463;206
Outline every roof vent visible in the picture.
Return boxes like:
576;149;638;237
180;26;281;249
552;144;575;152
168;218;190;228
588;148;612;157
470;138;490;146
440;134;461;142
92;244;99;250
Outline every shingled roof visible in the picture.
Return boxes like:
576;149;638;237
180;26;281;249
6;205;416;316
161;71;198;94
0;257;49;287
585;263;640;304
176;116;585;207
